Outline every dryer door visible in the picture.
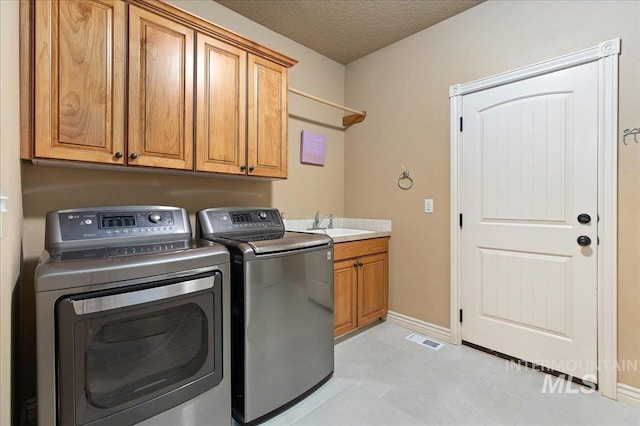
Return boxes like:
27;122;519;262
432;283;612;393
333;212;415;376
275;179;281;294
56;271;223;426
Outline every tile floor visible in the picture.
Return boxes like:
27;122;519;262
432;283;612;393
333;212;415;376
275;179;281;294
260;322;640;426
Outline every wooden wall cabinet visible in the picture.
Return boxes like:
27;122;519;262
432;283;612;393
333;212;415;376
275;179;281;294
247;55;288;178
128;5;194;170
24;0;296;177
333;238;389;337
196;33;246;175
33;0;126;164
196;50;288;177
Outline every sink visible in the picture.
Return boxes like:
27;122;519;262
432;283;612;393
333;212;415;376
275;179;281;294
303;228;375;237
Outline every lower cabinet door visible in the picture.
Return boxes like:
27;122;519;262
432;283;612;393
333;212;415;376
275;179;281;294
333;259;358;337
357;253;389;327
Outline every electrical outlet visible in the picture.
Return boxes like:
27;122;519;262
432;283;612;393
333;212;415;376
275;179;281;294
424;199;434;213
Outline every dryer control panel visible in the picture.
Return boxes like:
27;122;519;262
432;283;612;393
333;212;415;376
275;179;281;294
45;206;191;252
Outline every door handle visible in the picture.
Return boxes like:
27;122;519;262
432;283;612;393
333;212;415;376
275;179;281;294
577;235;591;246
70;275;214;315
577;214;591;224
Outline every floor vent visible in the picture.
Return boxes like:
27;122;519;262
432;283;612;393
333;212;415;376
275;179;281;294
405;333;443;350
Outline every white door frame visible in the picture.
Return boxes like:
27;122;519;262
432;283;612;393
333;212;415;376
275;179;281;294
450;39;620;399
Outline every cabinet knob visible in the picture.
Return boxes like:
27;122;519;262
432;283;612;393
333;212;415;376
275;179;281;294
249;165;255;172
240;165;246;171
358;263;363;267
114;151;123;159
353;263;358;268
130;153;138;160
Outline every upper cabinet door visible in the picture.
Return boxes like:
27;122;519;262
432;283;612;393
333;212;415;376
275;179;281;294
196;33;247;174
247;55;288;178
128;5;194;170
34;0;126;164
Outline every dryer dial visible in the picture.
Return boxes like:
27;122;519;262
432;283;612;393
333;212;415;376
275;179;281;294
148;213;162;223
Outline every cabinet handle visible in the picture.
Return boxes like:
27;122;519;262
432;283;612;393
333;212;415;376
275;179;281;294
353;263;358;268
240;165;246;171
114;151;123;159
249;165;255;172
130;153;138;160
358;263;363;267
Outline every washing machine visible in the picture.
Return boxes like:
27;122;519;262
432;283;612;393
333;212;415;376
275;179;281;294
197;207;334;425
35;206;231;426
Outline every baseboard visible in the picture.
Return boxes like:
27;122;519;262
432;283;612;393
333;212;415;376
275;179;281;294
386;311;451;343
617;383;640;407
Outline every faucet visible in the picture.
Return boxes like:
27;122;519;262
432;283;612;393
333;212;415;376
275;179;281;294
310;211;333;230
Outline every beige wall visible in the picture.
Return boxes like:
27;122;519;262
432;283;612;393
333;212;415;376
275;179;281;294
19;0;346;408
166;0;346;220
1;0;23;423
345;0;640;387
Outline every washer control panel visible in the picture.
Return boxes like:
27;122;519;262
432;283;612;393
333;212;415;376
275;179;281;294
198;208;284;236
45;206;191;251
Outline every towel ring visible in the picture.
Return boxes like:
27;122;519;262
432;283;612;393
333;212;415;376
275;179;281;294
623;128;640;145
398;170;413;190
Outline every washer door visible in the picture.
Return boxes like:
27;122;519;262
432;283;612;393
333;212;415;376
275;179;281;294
238;248;334;423
56;271;223;426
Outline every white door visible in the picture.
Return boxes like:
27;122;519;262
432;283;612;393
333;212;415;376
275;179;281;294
460;61;598;382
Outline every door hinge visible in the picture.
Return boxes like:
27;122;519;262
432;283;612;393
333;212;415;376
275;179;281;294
459;213;463;229
25;397;37;422
459;309;463;323
459;117;463;132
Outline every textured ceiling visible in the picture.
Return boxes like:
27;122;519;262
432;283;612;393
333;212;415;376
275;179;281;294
214;0;484;64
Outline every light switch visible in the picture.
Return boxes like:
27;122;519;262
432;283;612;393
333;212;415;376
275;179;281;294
424;199;434;213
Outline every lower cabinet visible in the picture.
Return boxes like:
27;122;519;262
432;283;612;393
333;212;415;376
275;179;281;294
333;238;389;337
334;259;358;336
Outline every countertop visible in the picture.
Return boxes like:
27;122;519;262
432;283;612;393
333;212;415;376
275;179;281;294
329;231;391;244
294;230;391;244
